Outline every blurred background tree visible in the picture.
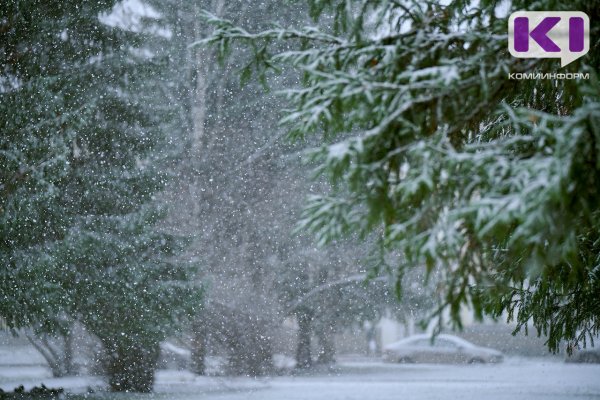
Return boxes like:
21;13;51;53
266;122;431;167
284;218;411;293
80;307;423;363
145;0;418;375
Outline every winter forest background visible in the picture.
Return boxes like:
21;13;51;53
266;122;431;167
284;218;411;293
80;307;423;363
1;0;599;397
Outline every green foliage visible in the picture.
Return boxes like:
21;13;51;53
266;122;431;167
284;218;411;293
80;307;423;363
198;0;600;352
1;0;202;390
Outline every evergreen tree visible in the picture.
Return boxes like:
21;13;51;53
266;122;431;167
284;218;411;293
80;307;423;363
1;0;201;392
198;0;600;352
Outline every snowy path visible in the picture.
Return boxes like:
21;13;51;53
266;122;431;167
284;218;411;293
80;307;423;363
1;358;599;399
154;359;600;400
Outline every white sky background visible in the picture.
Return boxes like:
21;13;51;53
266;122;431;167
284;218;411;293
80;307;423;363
99;0;172;38
366;0;511;41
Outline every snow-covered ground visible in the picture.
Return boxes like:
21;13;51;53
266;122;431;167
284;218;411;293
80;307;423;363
1;355;599;399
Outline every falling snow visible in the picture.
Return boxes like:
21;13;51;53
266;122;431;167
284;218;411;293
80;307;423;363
1;0;599;398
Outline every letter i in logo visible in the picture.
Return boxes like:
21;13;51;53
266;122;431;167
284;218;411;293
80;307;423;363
569;17;584;52
508;11;590;67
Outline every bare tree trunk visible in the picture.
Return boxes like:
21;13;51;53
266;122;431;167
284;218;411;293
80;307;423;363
189;14;207;156
63;326;76;375
315;325;335;365
199;302;274;376
26;335;65;377
190;318;207;375
238;317;273;376
189;0;225;156
295;310;313;369
25;329;76;378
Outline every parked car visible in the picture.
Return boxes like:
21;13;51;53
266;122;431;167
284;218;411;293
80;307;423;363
565;348;600;363
383;334;504;364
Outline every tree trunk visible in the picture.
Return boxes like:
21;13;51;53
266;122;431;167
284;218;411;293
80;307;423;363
238;317;273;376
63;326;76;375
191;319;207;375
315;325;335;365
105;342;159;393
25;331;76;378
26;334;65;378
295;310;313;369
188;0;226;157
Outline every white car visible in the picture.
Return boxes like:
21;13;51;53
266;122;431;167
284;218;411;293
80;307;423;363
383;334;503;364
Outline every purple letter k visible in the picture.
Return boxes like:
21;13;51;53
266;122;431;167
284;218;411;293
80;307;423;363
514;17;561;52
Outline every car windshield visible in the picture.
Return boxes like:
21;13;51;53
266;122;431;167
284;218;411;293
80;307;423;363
434;339;458;348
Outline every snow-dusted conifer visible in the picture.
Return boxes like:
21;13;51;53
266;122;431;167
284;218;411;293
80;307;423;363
197;0;600;352
0;1;202;391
